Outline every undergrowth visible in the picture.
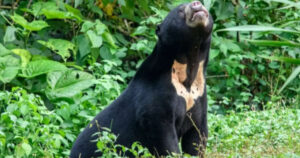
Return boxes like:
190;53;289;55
0;88;299;157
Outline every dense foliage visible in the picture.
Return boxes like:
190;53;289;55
0;0;299;157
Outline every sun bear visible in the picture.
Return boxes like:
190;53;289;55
71;1;213;157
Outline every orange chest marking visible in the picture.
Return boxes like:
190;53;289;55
171;60;205;111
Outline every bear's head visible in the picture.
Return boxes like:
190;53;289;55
156;1;213;50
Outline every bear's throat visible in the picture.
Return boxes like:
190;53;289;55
171;60;205;111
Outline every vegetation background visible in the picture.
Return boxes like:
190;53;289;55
0;0;299;157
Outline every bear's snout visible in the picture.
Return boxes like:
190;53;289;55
184;1;210;28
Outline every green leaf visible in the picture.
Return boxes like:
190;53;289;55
217;25;300;35
118;0;126;6
65;4;84;22
209;49;220;60
3;26;17;43
100;45;113;59
0;55;20;83
278;66;300;93
26;20;49;31
131;26;147;36
247;40;300;47
259;55;300;64
46;70;96;99
87;30;103;48
80;21;95;32
16;144;26;158
42;10;72;20
20;60;67;78
38;39;75;61
40;4;83;22
95;20;107;35
10;13;27;28
27;1;58;16
21;142;32;156
0;43;11;56
103;32;117;49
75;0;83;8
75;35;91;61
12;49;31;67
10;13;49;31
264;0;300;9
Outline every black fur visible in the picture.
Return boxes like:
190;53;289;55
71;2;213;157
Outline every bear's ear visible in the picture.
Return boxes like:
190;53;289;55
155;24;161;35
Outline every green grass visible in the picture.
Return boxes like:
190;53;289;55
207;108;300;158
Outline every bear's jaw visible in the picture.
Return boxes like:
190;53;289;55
184;1;210;28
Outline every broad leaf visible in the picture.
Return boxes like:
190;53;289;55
80;21;95;32
87;30;103;48
131;26;147;36
12;49;31;67
3;26;17;43
103;32;117;49
27;1;58;16
38;39;75;61
10;13;27;28
65;4;84;22
10;13;49;31
0;44;11;56
42;10;72;20
20;60;67;78
26;21;49;31
0;55;20;83
46;70;96;99
21;142;32;156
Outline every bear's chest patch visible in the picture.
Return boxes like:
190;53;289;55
171;60;205;111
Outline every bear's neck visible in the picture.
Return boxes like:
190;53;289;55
172;46;206;90
133;44;207;90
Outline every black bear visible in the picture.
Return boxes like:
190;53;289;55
71;1;213;157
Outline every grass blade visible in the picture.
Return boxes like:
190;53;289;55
278;66;300;93
216;25;300;35
259;55;300;64
247;40;300;47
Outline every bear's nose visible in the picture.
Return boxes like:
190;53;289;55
192;1;202;7
190;1;203;10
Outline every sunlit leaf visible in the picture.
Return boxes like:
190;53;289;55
80;21;95;32
3;26;16;43
103;32;117;49
21;142;32;156
65;4;84;22
20;60;67;78
42;10;72;19
46;70;96;99
87;30;103;48
131;26;147;36
0;55;20;83
38;39;75;61
12;49;31;67
0;44;11;56
10;13;49;31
